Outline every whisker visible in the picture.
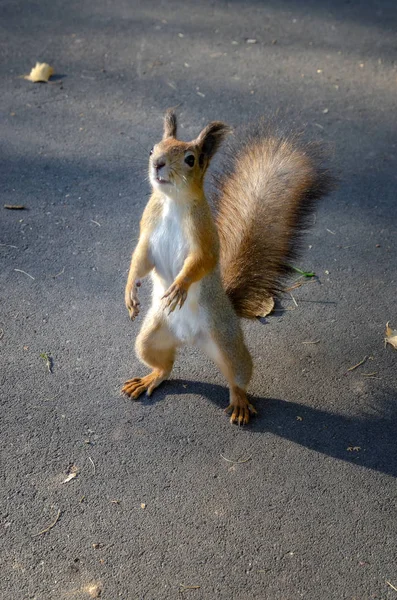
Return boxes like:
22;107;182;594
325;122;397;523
172;169;186;186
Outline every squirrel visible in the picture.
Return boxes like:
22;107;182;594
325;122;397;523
122;109;333;424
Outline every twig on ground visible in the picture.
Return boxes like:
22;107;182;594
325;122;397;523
289;293;298;307
286;277;318;292
179;584;201;592
88;456;96;475
51;267;65;278
220;454;252;464
14;268;35;280
347;356;373;372
386;581;397;593
32;509;61;536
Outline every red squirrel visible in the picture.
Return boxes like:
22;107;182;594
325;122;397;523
123;110;333;424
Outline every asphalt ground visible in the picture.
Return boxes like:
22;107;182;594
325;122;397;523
1;1;397;599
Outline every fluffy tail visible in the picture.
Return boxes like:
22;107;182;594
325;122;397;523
212;123;334;318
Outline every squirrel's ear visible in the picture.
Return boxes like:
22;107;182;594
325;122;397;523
163;108;177;140
195;122;231;164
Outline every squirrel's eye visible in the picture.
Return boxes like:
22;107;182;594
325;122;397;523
149;147;154;156
184;154;195;167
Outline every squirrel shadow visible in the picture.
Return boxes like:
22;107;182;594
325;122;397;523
137;378;397;478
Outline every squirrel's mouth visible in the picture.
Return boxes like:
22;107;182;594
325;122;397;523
155;176;170;184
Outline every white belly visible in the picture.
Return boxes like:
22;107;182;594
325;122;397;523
150;200;188;286
149;199;208;345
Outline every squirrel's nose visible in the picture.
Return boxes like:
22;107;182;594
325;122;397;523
154;159;166;171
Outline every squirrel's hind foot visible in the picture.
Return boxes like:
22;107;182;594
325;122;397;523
122;370;167;399
225;387;257;425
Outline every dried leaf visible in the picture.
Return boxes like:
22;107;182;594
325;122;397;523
256;296;275;317
24;62;54;83
62;472;77;484
140;503;146;509
84;583;102;598
385;322;397;350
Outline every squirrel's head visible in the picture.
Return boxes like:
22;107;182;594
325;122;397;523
149;109;231;195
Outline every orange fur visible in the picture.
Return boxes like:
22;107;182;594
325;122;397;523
213;127;334;317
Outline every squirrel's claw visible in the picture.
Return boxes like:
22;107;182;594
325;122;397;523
225;395;257;426
128;304;140;320
162;283;187;314
122;369;169;399
126;297;140;320
125;282;141;320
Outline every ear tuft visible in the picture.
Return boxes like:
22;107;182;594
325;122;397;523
163;108;178;139
195;122;231;163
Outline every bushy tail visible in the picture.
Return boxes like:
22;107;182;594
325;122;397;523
212;123;334;318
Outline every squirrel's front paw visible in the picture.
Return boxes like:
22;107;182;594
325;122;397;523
127;302;140;320
125;286;141;321
162;282;187;314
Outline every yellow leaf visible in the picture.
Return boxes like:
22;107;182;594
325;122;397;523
256;296;275;318
24;62;54;82
385;322;397;350
83;583;102;598
62;472;77;484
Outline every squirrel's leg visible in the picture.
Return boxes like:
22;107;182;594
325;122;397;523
200;328;255;425
122;314;176;399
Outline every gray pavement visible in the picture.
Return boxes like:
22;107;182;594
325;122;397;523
1;1;397;599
